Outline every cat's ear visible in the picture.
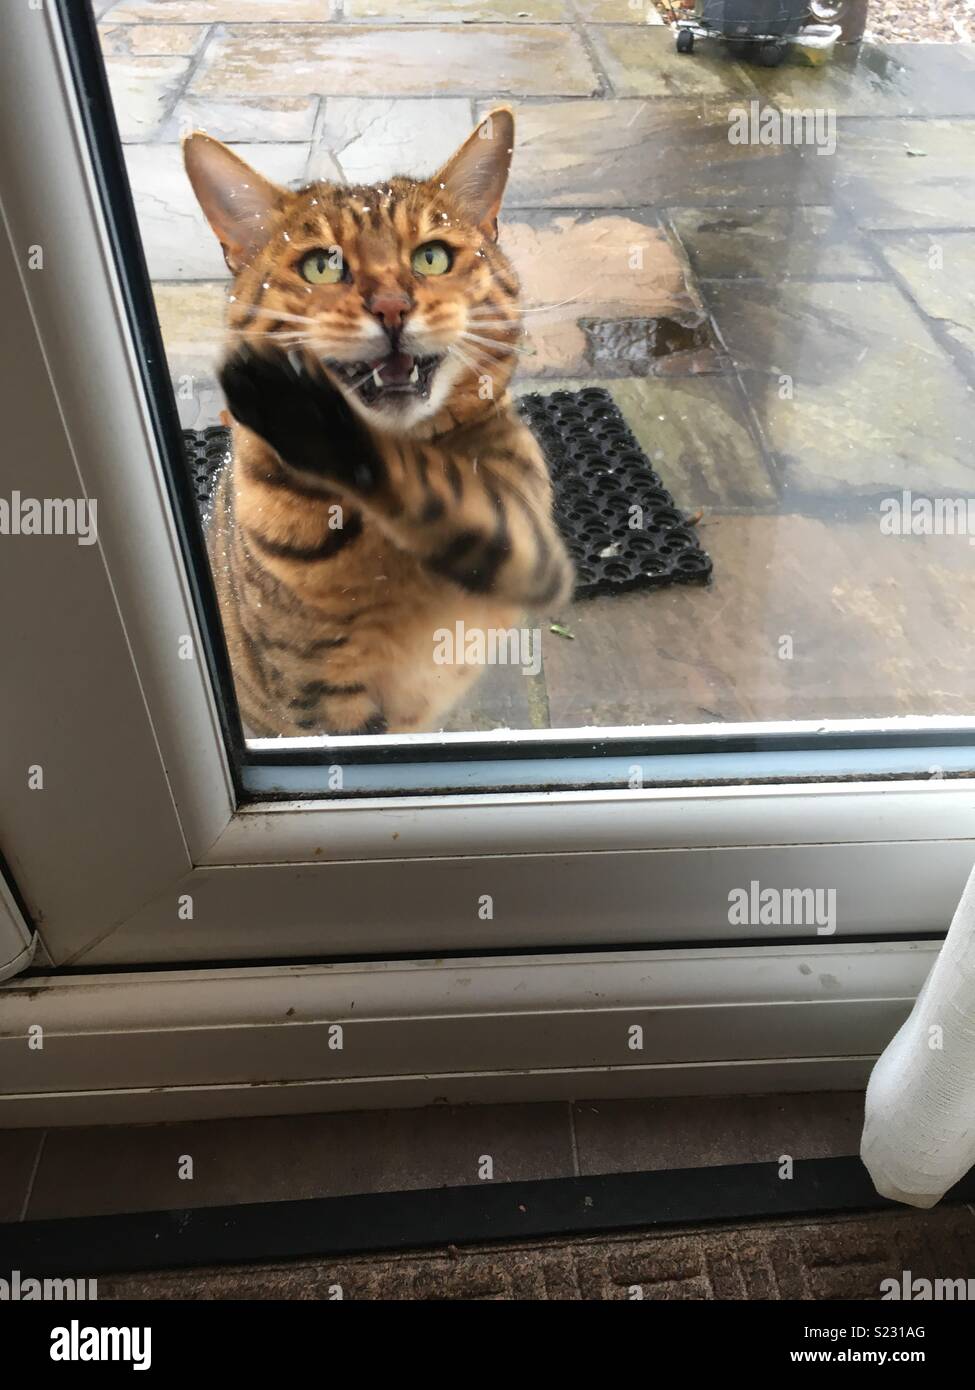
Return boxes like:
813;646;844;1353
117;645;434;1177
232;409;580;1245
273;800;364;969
433;107;514;240
182;133;286;272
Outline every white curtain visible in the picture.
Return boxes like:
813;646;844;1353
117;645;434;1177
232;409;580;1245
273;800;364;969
861;859;975;1207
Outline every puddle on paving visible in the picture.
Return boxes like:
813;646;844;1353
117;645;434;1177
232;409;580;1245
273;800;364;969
581;314;715;373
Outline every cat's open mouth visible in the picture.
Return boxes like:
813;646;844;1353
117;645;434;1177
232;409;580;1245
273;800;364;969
328;352;442;407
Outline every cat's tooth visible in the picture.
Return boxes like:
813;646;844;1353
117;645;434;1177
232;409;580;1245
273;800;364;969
287;350;303;375
372;368;383;389
409;363;419;384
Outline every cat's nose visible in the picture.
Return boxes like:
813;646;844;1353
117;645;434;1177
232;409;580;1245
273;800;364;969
368;290;411;335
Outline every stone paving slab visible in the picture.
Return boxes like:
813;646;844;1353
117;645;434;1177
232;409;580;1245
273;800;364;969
124;142;312;278
749;40;975;118
874;230;975;363
577;0;664;20
99;22;209;55
500;209;717;378
103;0;332;18
152;280;226;377
309;97;476;184
190;23;600;98
669;207;881;282
163;93;320;142
708;279;975;500
540;512;975;726
344;0;571;18
101;54;193;141
590;23;759;99
831;119;975;231
491;99;832;209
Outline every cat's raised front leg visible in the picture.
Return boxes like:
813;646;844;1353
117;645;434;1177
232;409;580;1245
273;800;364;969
219;344;574;610
218;344;384;497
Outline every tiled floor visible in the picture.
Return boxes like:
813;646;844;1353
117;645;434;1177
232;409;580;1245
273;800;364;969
4;1086;971;1300
2;1091;865;1221
95;3;975;730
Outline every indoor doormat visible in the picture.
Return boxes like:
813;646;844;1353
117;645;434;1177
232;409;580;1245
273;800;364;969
72;1205;975;1300
182;388;712;600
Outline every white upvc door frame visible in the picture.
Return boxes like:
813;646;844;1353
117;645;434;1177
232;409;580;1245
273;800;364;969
0;869;35;986
0;941;938;1128
0;2;972;1122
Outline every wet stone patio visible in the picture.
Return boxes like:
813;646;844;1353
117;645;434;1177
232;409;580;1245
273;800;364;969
95;1;975;733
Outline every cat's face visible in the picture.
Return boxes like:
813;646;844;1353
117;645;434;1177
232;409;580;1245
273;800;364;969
184;110;520;434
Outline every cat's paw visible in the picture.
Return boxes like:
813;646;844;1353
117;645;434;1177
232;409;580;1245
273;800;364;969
218;340;310;439
218;344;380;494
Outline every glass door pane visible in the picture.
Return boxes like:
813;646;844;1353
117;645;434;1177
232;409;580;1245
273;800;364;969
84;0;975;789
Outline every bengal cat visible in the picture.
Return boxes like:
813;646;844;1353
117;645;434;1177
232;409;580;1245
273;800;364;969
183;109;573;737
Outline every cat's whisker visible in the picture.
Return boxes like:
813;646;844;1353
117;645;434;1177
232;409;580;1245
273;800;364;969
346;369;379;394
447;342;494;378
527;297;657;320
462;318;528;331
467;302;597;326
460;330;534;357
451;334;502;366
233;328;299;341
517;286;596;316
233;304;316;326
269;331;323;346
462;324;533;339
466;287;606;330
465;308;582;331
463;316;524;332
465;307;525;321
448;338;487;365
233;331;326;354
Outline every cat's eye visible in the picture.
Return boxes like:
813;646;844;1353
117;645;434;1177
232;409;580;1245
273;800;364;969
412;242;452;277
299;249;345;285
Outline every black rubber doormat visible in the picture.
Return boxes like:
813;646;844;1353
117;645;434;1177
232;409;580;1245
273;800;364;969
520;388;712;597
183;388;712;600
